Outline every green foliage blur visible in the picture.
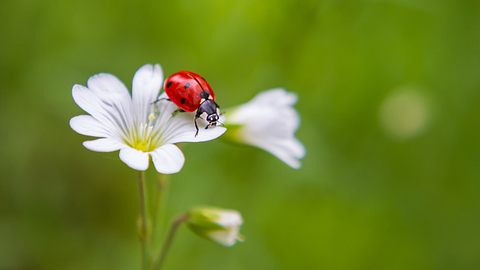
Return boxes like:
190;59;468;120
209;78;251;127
1;0;479;269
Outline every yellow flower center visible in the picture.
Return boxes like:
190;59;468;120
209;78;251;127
125;119;162;152
130;139;155;152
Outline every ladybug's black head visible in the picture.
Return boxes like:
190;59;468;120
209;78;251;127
206;113;219;128
207;113;219;123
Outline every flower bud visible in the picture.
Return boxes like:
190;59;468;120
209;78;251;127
186;207;244;247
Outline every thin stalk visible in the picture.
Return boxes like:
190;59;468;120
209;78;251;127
151;174;168;246
137;171;150;270
153;214;189;270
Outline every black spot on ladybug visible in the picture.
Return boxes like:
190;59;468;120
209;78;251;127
184;83;190;89
166;81;173;88
200;91;209;99
180;98;186;104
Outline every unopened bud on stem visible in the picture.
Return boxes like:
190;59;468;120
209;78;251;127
186;206;244;247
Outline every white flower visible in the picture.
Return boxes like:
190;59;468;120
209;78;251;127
223;88;305;169
70;64;226;173
186;207;243;247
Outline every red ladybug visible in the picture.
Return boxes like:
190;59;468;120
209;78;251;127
163;71;220;136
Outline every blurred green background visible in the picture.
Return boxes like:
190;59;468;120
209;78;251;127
1;0;480;269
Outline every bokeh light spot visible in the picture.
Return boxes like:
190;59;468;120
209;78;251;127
380;86;431;140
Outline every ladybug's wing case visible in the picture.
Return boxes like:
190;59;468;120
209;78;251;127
164;71;215;112
184;71;215;101
195;75;215;101
164;72;201;112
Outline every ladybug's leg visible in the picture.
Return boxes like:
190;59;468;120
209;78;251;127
194;116;200;137
213;101;223;116
153;97;170;104
194;109;203;137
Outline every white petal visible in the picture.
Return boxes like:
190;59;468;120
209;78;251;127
70;115;110;137
119;147;150;171
132;64;164;122
133;64;163;103
161;112;227;144
72;84;106;120
250;88;297;107
150;144;185;174
87;73;130;100
283;138;306;158
87;73;133;127
208;228;240;247
216;211;243;227
152;95;180;129
246;136;305;169
83;138;123;152
166;126;227;144
72;84;129;138
238;107;299;138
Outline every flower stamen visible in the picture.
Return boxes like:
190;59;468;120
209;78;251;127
126;121;162;152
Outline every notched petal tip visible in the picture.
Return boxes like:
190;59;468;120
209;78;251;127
72;83;84;92
134;64;164;86
132;63;164;105
87;73;125;90
151;144;185;174
119;147;150;171
71;84;87;100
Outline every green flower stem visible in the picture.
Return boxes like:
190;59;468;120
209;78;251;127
153;214;189;270
137;171;151;270
152;174;169;248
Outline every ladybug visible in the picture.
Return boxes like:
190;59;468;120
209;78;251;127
163;71;220;136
